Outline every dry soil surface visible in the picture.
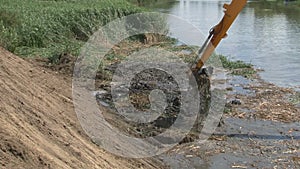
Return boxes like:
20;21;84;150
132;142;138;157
0;48;164;169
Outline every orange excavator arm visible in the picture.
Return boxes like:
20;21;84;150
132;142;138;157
194;0;247;71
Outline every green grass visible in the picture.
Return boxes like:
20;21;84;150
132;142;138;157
219;55;256;78
0;0;143;59
219;55;252;69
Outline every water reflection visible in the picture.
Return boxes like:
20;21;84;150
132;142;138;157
154;0;300;88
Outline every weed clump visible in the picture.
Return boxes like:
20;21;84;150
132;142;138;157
219;55;256;78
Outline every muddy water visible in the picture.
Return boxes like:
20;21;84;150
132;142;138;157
153;0;300;89
159;117;300;169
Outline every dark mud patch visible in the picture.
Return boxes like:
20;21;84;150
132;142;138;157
95;66;211;144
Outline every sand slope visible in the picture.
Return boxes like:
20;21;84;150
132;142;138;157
0;48;162;169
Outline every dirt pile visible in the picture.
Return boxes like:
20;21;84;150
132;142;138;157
0;48;163;169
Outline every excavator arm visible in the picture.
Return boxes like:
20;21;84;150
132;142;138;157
194;0;247;71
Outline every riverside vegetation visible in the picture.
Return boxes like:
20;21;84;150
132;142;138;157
0;0;254;77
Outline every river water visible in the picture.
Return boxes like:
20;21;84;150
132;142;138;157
152;0;300;89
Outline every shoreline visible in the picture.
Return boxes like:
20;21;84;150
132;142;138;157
8;35;300;168
1;0;299;168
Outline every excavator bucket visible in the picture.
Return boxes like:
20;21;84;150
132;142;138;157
195;0;247;71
